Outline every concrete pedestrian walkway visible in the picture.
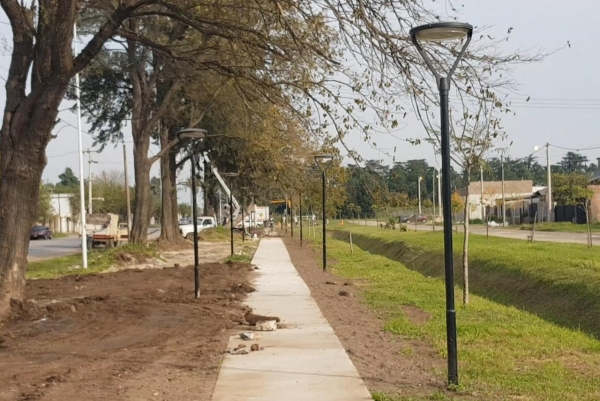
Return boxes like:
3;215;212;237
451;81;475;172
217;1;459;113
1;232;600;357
211;238;372;400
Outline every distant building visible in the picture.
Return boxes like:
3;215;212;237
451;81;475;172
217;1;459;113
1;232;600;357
49;193;77;233
460;180;535;223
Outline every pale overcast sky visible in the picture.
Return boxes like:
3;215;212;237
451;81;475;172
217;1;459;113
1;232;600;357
1;0;599;202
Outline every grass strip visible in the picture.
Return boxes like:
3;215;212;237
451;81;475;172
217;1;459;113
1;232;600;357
332;226;600;339
28;244;159;279
323;234;600;400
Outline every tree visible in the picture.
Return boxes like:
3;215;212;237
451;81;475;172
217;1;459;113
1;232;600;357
57;167;80;190
559;152;589;174
451;192;465;231
178;203;191;218
553;173;594;247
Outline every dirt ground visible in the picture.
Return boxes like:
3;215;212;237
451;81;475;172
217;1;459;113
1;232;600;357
0;260;253;401
282;236;449;399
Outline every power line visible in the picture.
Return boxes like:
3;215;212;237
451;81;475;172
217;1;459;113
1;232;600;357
549;143;600;152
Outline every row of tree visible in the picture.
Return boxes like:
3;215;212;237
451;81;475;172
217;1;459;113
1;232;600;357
0;0;548;317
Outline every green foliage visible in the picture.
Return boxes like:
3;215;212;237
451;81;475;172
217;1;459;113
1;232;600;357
178;203;192;218
324;228;600;400
451;192;464;215
56;167;80;191
552;173;593;206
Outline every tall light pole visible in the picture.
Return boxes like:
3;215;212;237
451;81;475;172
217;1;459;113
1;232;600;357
154;128;207;298
418;176;423;214
74;23;88;269
223;172;239;256
314;154;334;271
179;129;207;298
299;192;303;246
411;21;473;386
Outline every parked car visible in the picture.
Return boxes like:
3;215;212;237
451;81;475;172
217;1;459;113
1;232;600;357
401;214;428;223
179;217;217;240
31;226;52;240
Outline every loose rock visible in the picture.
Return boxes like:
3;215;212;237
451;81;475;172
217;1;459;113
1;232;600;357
245;312;280;325
251;344;260;351
338;291;351;297
239;332;254;340
256;320;277;331
325;281;337;285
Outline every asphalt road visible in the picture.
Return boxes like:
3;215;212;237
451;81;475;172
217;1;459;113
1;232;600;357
357;220;599;245
27;228;162;261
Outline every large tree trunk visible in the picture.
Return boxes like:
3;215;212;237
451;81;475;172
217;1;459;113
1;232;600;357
158;126;183;243
130;135;152;243
462;169;471;306
0;100;61;317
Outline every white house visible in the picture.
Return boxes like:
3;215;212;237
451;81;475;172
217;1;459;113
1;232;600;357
49;193;77;233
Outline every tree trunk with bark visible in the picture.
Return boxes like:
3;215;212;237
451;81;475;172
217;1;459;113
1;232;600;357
158;126;184;244
130;136;152;243
462;168;471;306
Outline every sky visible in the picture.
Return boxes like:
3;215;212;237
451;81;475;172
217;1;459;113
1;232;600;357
1;0;600;203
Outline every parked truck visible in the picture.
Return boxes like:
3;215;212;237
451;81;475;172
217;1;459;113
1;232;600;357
86;213;128;249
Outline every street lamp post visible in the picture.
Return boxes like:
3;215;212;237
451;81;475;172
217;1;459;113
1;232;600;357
223;173;239;256
179;129;207;298
299;192;303;246
410;21;473;387
314;154;334;271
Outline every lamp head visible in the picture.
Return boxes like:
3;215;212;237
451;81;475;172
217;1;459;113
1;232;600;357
410;22;472;43
314;154;334;172
409;21;473;82
176;128;207;141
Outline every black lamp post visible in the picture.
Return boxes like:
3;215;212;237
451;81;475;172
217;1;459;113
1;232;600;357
299;192;303;246
314;154;334;271
410;21;473;386
175;128;207;298
223;172;238;256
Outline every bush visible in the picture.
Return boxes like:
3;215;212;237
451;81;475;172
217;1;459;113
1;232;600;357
469;218;484;225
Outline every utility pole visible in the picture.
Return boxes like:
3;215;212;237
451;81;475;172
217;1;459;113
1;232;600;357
501;155;506;226
432;170;436;231
123;144;132;239
74;23;87;269
546;143;553;222
480;165;484;221
84;149;97;214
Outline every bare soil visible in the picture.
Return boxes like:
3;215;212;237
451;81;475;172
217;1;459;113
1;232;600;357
0;261;253;401
283;237;449;399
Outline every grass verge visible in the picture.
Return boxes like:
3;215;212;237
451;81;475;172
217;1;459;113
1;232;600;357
333;226;600;339
513;222;600;233
28;244;159;279
322;234;600;400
